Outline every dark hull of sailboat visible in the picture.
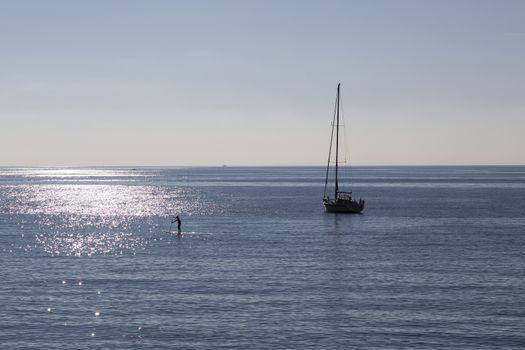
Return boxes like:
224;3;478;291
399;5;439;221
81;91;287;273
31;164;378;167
323;199;364;214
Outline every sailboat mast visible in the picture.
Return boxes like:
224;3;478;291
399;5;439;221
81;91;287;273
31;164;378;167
334;83;340;198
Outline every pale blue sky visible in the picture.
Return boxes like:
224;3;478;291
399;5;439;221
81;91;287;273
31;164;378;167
1;0;524;165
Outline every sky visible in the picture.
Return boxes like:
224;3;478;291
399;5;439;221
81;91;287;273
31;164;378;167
1;0;524;166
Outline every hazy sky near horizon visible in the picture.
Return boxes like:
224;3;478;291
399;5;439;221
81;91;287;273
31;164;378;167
1;0;524;166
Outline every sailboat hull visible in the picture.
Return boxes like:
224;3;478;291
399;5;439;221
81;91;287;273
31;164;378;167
323;199;364;213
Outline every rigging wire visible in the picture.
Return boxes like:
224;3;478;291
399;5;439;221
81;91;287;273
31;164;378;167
339;91;352;193
323;88;338;198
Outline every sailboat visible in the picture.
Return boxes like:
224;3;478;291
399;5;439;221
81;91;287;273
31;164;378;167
323;83;365;213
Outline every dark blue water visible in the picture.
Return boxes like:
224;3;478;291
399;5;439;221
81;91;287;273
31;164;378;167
1;166;524;349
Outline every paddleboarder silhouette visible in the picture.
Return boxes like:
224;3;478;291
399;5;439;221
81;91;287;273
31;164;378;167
171;215;181;233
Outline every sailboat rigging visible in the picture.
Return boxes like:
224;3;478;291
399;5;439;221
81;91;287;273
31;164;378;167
323;83;365;213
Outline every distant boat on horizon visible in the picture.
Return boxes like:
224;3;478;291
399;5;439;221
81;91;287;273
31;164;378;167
323;83;365;214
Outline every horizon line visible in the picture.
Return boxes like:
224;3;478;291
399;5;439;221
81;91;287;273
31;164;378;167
1;164;524;168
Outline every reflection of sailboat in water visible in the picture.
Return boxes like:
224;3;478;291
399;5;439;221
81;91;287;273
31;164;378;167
323;83;365;214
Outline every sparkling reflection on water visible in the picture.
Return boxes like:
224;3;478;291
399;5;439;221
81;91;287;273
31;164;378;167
0;168;221;256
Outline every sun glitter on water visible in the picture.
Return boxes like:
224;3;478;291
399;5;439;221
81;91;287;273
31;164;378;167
2;168;215;256
35;231;146;257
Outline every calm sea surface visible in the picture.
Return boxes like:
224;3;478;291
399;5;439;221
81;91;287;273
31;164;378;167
1;166;524;349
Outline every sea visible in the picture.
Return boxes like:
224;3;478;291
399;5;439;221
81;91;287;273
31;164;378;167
1;166;524;349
